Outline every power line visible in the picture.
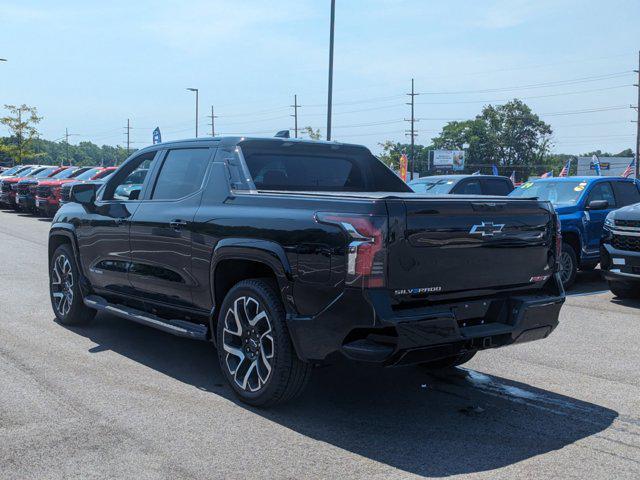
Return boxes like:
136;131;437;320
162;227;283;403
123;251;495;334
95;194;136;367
207;106;218;137
418;71;633;95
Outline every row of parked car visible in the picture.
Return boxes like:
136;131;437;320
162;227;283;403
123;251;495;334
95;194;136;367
408;173;640;297
0;163;150;216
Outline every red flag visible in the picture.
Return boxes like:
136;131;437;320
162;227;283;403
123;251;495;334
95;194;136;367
622;159;635;178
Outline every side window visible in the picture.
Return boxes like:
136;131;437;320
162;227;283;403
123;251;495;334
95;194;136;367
481;178;512;196
612;181;640;207
454;179;482;195
587;182;616;207
103;151;158;201
151;148;211;200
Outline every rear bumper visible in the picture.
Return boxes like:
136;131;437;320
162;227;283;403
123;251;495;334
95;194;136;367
287;274;565;364
600;242;640;284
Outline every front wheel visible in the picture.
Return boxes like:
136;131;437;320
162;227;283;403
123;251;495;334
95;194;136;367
216;279;311;407
50;244;95;325
559;242;578;289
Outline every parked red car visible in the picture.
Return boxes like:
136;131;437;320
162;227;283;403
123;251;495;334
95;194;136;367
0;166;61;209
37;166;116;215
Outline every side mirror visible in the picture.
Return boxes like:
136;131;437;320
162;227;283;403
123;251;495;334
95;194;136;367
587;199;608;210
70;183;97;206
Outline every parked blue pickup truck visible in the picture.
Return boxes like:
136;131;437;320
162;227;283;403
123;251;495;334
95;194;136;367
510;176;640;288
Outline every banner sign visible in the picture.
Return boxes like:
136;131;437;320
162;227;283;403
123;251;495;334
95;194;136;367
433;150;465;171
152;127;162;145
399;153;408;182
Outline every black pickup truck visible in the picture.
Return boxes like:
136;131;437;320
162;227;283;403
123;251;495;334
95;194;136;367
48;137;565;406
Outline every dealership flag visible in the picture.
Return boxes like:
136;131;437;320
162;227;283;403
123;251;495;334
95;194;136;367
592;154;601;176
492;164;499;176
559;159;571;177
152;127;162;145
509;171;516;184
622;159;635;178
399;153;408;182
540;171;553;178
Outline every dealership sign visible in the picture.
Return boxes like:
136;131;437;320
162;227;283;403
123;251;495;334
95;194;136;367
433;150;465;171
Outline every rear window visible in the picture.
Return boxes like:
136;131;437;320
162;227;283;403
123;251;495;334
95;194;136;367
240;140;411;192
613;181;640;207
51;168;79;179
481;178;513;195
33;167;58;178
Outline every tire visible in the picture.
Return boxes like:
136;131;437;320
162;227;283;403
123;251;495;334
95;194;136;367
216;279;311;407
419;351;477;370
609;281;639;299
559;242;578;289
50;244;96;325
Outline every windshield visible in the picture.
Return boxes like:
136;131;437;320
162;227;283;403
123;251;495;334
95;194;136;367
2;165;28;176
51;168;78;179
32;167;58;178
509;180;587;205
75;168;102;180
409;178;458;194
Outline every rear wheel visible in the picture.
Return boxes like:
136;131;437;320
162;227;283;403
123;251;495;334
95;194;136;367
419;351;477;370
216;279;311;407
609;281;639;299
50;244;95;325
559;242;578;289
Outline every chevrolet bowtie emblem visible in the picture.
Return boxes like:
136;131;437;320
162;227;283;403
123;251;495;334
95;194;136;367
469;221;505;236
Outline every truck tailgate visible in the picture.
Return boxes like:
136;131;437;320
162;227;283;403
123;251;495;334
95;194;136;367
387;197;555;294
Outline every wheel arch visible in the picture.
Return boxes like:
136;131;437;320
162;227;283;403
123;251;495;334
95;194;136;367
209;238;296;340
48;224;92;295
561;229;582;265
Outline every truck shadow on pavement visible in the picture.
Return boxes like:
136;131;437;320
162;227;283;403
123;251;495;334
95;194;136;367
63;312;618;478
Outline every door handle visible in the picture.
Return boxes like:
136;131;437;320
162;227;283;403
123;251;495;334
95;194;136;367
170;219;188;230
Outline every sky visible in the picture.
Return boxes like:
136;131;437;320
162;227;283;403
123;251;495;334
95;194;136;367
0;0;638;155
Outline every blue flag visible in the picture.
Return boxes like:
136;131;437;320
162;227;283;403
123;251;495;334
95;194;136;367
492;164;499;176
153;127;162;145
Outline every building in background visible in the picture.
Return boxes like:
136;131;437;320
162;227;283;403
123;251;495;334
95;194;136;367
576;156;635;177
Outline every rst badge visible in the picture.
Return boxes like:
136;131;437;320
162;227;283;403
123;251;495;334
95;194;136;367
469;221;505;237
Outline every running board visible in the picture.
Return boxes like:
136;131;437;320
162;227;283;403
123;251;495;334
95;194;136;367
83;295;208;341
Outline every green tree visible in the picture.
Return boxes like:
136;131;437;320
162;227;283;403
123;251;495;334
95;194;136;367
378;141;432;176
301;126;322;140
0;104;43;165
431;99;552;177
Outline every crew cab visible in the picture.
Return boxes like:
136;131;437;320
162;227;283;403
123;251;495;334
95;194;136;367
510;176;640;288
49;137;564;406
601;203;640;298
409;174;514;196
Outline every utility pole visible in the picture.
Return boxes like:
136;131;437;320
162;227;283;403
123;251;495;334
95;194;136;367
635;50;640;178
326;0;336;141
207;105;217;137
291;94;299;138
124;118;131;155
405;78;419;180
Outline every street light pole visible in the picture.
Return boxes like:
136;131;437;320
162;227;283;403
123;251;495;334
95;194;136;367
326;0;336;141
187;88;199;137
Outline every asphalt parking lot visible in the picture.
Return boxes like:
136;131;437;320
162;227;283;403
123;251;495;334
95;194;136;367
1;208;639;480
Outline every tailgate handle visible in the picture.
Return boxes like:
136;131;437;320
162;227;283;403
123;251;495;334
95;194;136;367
471;202;507;211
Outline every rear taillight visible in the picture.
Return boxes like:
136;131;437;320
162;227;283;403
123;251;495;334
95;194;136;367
315;212;387;288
